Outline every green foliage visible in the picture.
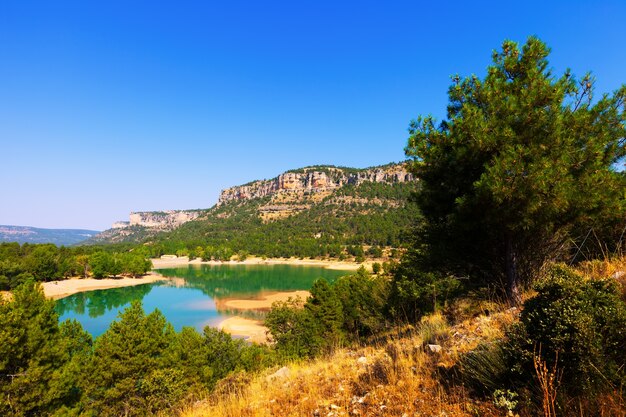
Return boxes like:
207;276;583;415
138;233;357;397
404;37;626;302
120;180;418;260
81;301;178;416
504;264;626;398
0;281;90;416
0;242;153;287
265;297;319;359
334;266;388;337
88;251;115;278
459;342;508;396
267;270;390;359
305;279;345;349
390;246;461;321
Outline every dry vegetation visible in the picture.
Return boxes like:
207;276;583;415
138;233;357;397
179;257;626;417
181;308;518;417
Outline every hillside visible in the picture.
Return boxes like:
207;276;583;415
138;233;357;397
0;225;100;246
87;163;419;258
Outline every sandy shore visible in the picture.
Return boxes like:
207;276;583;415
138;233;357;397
215;290;315;343
152;255;369;271
218;290;310;311
42;272;167;300
218;316;268;344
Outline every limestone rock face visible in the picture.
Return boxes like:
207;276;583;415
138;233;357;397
128;210;202;229
218;163;413;205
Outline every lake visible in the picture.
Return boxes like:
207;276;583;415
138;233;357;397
55;264;350;337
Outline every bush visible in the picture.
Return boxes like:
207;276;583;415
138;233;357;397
505;264;626;400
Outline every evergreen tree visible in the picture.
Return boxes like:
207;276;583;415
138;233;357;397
0;282;86;416
405;37;626;303
305;279;345;351
81;301;178;417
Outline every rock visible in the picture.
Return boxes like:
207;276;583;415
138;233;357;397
129;210;202;228
218;164;414;205
427;344;442;353
266;366;290;381
612;271;625;279
357;356;368;365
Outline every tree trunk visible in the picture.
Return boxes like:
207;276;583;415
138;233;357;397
505;235;522;305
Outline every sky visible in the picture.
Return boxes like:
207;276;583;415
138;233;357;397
1;1;625;230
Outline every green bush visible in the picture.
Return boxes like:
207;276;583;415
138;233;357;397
505;264;626;398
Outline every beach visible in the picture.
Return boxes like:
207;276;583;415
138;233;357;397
41;272;167;300
151;255;369;271
218;316;268;344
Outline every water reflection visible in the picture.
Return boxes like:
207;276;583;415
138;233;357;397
55;283;157;317
55;264;348;337
157;264;346;298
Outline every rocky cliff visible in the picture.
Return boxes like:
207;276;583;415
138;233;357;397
88;210;205;244
127;210;202;229
87;162;415;245
218;163;412;205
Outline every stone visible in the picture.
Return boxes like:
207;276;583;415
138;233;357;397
427;344;442;353
266;366;290;381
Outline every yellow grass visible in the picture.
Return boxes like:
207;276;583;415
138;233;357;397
180;309;518;417
575;256;626;280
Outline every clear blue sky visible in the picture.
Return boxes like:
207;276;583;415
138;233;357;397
1;1;624;230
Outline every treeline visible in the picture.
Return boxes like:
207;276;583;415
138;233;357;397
0;242;152;290
141;181;419;259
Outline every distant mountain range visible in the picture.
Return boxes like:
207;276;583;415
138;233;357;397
0;225;100;246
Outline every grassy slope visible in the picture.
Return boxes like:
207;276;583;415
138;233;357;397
181;257;626;417
181;308;517;417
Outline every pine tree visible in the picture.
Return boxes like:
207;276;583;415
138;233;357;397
405;37;626;303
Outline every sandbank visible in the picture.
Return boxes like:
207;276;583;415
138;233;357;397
216;290;315;343
218;316;268;344
42;272;167;300
152;255;369;271
217;290;310;311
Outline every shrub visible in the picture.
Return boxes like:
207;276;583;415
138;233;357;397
505;264;626;400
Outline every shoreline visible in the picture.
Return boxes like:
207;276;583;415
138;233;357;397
218;316;268;344
41;272;167;300
151;255;371;271
36;256;372;342
216;290;310;311
37;256;366;300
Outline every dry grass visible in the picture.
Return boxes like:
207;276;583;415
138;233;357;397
576;256;626;301
180;310;519;417
576;257;626;280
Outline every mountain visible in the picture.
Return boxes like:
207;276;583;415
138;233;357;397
0;225;100;246
87;163;419;257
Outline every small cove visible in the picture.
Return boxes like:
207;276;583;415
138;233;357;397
55;264;349;337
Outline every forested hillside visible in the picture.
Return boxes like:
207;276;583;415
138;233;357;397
88;164;420;260
147;181;419;259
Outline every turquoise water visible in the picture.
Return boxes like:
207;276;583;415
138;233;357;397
55;264;349;337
